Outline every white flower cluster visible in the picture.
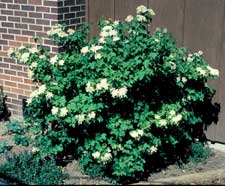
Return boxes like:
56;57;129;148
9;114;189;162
207;66;219;77
50;55;58;65
125;15;134;22
171;114;182;124
75;111;96;125
47;24;68;38
110;87;128;98
67;28;75;35
30;62;37;69
86;79;109;93
154;111;182;127
29;47;39;54
136;5;155;16
150;146;158;153
81;45;103;59
20;52;30;63
51;106;68;117
27;84;46;105
99;24;120;44
92;149;112;163
196;67;206;76
129;129;144;138
86;79;128;98
101;152;112;162
176;76;187;83
92;151;100;159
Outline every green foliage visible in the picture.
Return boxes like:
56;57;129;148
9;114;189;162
0;151;66;185
8;5;219;183
188;141;211;164
7;120;29;146
0;140;11;153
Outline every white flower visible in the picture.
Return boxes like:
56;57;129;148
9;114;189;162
169;110;176;116
81;46;89;54
111;88;119;98
27;69;33;78
40;55;45;59
75;114;85;125
51;106;59;115
88;111;96;119
26;98;32;105
137;15;146;22
60;107;68;117
85;82;95;93
8;48;14;56
21;53;30;63
198;50;203;55
30;62;37;69
136;5;148;14
150;146;158;153
114;20;119;26
46;92;53;99
148;8;155;16
113;36;120;42
29;47;39;54
129;130;139;138
108;30;117;36
125;15;134;22
94;53;102;60
58;31;68;38
50;55;58;65
181;77;187;83
96;78;109;91
38;84;46;94
163;28;168;33
67;28;75;35
92;151;100;159
90;45;103;53
171;114;182;123
154;38;160;42
18;46;25;50
102;152;112;162
99;37;105;44
159;119;167;126
187;56;193;62
58;60;64;66
137;129;144;136
32;147;39;153
102;25;113;32
207;66;219;77
169;62;176;70
100;31;109;38
118;87;128;98
196;67;206;76
154;115;160;120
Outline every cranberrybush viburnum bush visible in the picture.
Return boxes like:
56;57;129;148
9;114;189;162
8;5;219;183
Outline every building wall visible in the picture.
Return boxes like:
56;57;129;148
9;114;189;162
0;0;86;119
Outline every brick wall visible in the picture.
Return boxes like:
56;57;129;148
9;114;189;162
0;0;86;119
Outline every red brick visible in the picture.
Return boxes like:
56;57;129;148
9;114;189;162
5;81;17;87
11;88;24;94
16;36;29;42
18;83;31;90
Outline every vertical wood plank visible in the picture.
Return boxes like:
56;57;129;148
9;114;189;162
114;0;148;20
215;0;225;143
148;0;185;46
184;0;224;142
88;0;115;38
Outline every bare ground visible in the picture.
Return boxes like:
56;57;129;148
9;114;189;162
1;122;225;185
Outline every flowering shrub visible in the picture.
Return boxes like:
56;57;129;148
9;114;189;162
8;5;219;183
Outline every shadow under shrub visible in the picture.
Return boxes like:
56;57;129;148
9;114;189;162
0;151;66;185
8;4;220;184
0;85;10;121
